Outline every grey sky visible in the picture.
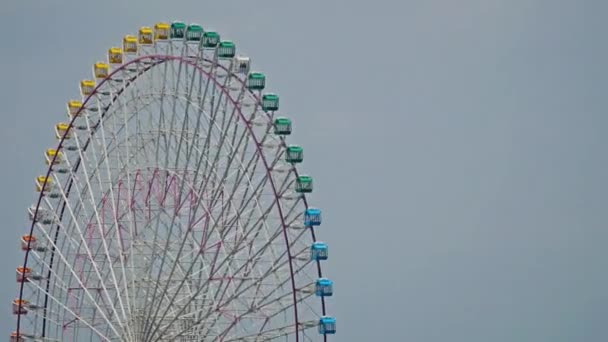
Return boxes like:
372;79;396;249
1;0;607;341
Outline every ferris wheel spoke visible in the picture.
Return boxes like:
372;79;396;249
26;277;113;341
210;228;309;318
116;78;150;329
139;56;191;335
198;207;311;337
190;63;241;201
43;175;120;320
170;56;204;172
62;131;131;328
109;73;171;342
151;207;293;339
142;166;270;340
46;62;169;342
214;290;314;341
27;249;85;325
28;249;112;337
92;74;135;334
26;207;123;338
141;66;243;339
150;138;292;338
157;194;271;315
120;71;183;326
57;172;139;338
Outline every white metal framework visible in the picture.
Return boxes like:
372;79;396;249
13;22;332;342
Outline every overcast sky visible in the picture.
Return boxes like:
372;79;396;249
1;0;607;341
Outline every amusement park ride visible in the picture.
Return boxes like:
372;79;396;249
11;21;335;341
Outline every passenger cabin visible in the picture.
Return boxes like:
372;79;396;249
16;267;31;283
186;24;204;41
10;331;24;342
310;242;328;261
285;145;303;163
123;35;138;53
318;316;336;335
154;22;170;40
55;123;72;140
108;47;123;64
315;278;334;297
67;100;83;117
304;208;322;226
233;56;250;74
170;21;186;39
218;41;236;58
20;235;37;251
94;62;109;79
12;299;28;315
139;27;154;45
35;176;52;192
45;149;63;165
296;175;313;193
201;31;220;48
28;207;54;225
273;117;292;135
262;93;279;111
247;72;266;90
80;80;95;96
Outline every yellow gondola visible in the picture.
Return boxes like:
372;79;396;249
123;35;138;53
45;148;63;165
35;176;52;192
80;80;95;96
139;26;153;45
154;22;170;40
108;47;123;64
94;62;109;78
55;122;72;139
67;100;83;117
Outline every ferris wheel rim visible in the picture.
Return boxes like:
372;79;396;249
17;53;327;340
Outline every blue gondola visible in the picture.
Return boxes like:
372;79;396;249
310;242;328;261
304;208;322;226
315;278;334;297
319;316;336;335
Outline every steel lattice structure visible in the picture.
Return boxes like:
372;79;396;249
12;21;335;342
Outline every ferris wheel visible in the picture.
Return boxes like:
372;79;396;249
12;21;335;342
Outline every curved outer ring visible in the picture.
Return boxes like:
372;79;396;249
17;54;327;341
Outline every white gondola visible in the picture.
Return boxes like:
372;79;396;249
28;207;55;225
233;56;250;74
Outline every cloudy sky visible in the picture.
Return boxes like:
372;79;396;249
1;0;607;341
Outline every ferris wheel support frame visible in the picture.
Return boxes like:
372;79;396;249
17;54;328;341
